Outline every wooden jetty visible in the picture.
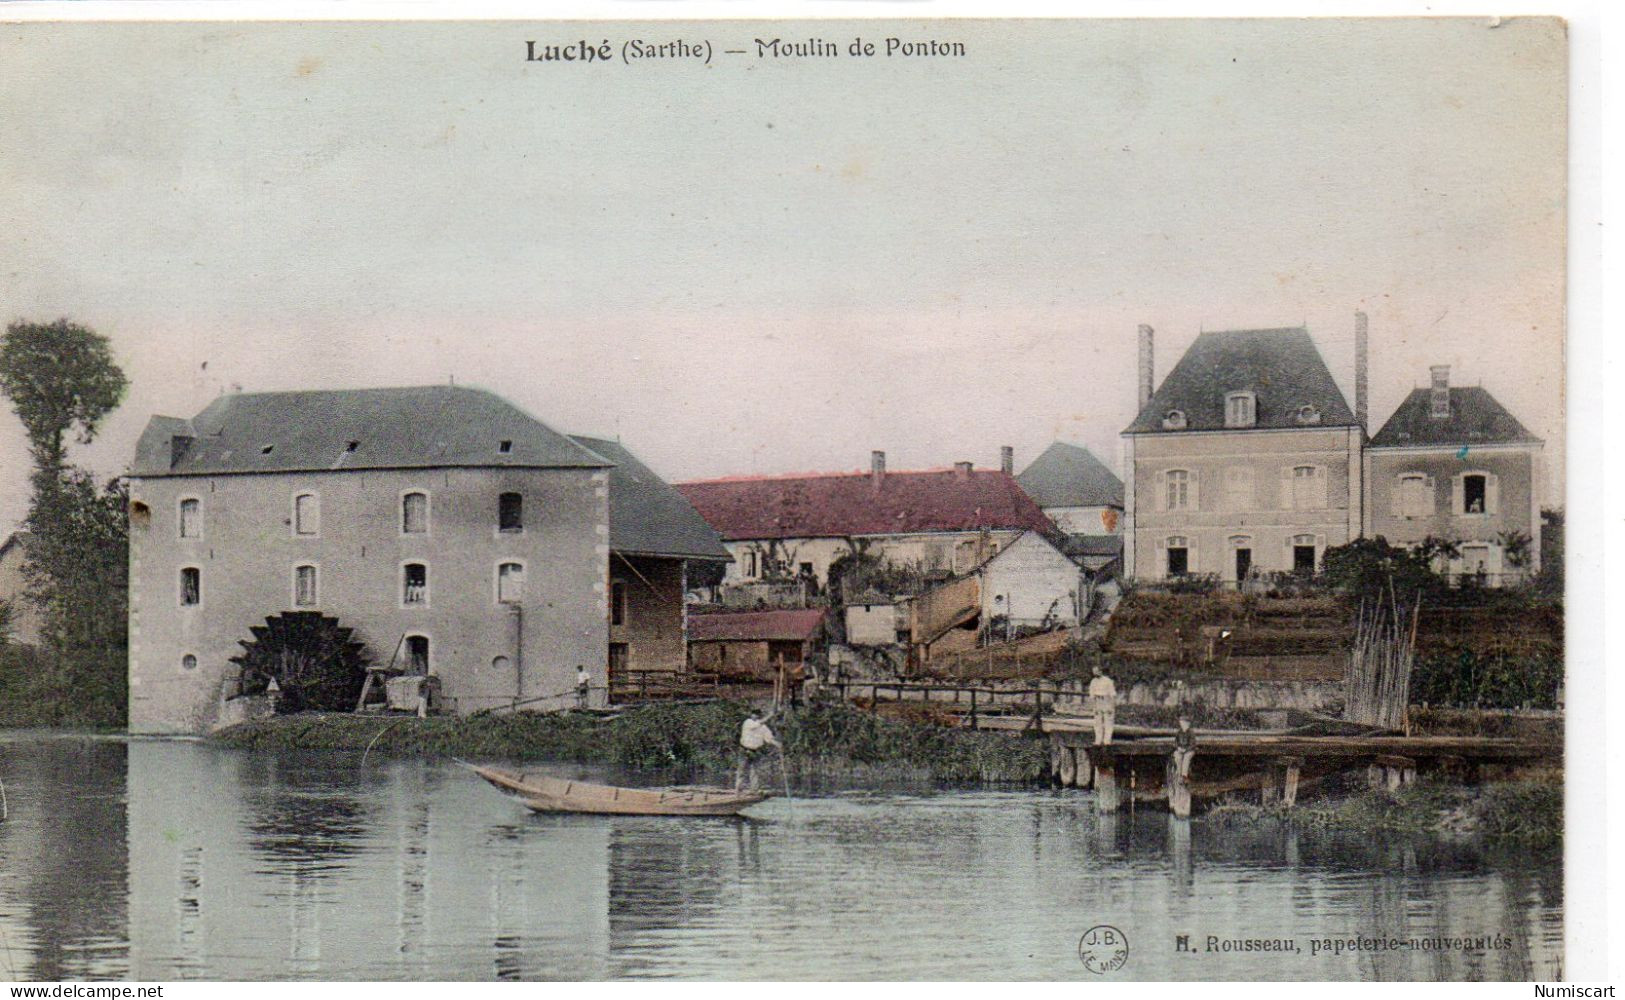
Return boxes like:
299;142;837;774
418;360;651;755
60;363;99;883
1044;725;1560;818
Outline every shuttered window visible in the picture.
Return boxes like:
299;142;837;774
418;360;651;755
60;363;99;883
402;492;429;534
498;562;525;604
294;493;319;536
179;498;201;539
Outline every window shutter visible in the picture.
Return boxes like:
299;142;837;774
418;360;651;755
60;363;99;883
1424;474;1437;514
1314;466;1328;509
1188;536;1199;575
1451;474;1464;516
1390;476;1405;517
1486;474;1500;515
1158;471;1167;513
1188;470;1200;511
1280;467;1294;510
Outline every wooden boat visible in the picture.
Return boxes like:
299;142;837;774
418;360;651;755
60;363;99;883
470;764;770;817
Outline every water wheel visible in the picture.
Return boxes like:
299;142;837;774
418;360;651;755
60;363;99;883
231;611;371;713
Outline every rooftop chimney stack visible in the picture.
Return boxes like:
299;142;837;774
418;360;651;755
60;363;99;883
1137;324;1155;410
1429;365;1451;418
1354;311;1369;431
954;461;974;480
1000;445;1014;475
871;450;886;488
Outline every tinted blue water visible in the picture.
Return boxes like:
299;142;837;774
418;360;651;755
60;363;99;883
0;735;1561;980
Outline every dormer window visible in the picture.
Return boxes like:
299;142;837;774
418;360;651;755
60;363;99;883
498;440;513;454
1161;409;1187;430
1225;392;1257;428
1295;404;1321;425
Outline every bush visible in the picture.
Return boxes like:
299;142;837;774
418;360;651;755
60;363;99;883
1410;650;1562;709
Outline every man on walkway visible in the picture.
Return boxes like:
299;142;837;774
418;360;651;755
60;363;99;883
735;707;782;791
575;664;591;709
1089;665;1117;745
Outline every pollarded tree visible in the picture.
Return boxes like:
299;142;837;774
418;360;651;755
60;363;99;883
0;319;128;475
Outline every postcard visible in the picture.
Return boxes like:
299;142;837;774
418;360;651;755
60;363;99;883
0;13;1579;983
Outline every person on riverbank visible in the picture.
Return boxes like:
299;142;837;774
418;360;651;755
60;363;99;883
735;708;782;791
1089;665;1117;745
1172;715;1196;779
575;665;591;709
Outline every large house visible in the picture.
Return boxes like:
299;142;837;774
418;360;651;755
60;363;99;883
1365;365;1544;583
676;452;1058;591
1122;323;1366;582
126;386;613;734
569;436;731;684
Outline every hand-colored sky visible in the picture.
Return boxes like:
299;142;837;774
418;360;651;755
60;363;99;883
0;17;1566;530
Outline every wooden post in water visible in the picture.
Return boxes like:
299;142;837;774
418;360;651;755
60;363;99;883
1280;756;1303;807
1165;754;1191;819
1093;748;1121;813
1059;745;1079;787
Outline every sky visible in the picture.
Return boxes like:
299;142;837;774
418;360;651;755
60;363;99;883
0;17;1567;532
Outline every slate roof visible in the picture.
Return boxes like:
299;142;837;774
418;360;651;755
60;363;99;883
687;608;826;643
1368;387;1541;448
1061;534;1124;560
569;436;730;562
130;386;610;476
1125;327;1358;434
1016;442;1124;508
675;470;1057;541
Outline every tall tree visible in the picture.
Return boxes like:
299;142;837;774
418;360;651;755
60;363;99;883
0;319;127;474
0;319;130;726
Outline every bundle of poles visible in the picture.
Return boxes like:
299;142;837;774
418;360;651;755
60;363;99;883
1345;580;1421;733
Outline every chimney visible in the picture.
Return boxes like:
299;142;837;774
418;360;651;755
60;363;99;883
954;461;973;480
870;450;886;488
1354;311;1369;431
1429;365;1451;418
1137;324;1155;410
999;445;1014;475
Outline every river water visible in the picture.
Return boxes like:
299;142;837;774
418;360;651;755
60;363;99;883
0;734;1561;981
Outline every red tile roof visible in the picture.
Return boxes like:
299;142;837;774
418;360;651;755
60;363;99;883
675;469;1057;541
688;608;826;642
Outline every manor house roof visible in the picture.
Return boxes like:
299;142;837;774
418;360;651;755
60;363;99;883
1125;327;1358;434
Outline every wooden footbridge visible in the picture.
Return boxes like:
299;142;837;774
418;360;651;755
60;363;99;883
1044;725;1560;818
823;678;1559;818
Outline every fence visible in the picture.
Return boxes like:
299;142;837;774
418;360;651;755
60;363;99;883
826;677;1075;729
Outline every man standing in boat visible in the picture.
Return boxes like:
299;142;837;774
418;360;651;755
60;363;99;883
1089;664;1117;745
735;707;782;791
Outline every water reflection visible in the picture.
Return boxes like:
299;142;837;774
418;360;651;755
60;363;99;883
0;736;1563;980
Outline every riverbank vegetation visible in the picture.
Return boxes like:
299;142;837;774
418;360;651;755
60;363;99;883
213;699;1051;784
1203;777;1562;850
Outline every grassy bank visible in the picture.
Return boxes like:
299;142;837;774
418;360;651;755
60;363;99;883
1203;778;1562;849
212;699;1051;784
